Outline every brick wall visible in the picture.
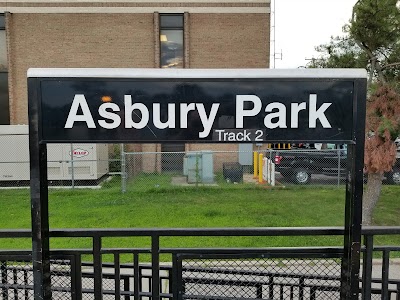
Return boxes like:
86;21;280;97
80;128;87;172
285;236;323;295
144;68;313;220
7;12;270;125
189;13;270;68
7;13;155;125
6;11;270;175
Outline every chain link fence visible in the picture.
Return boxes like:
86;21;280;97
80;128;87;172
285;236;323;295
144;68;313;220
121;148;399;192
0;257;75;299
178;256;342;300
0;142;399;192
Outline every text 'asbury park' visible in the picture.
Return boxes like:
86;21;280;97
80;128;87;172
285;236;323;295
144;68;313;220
64;94;332;138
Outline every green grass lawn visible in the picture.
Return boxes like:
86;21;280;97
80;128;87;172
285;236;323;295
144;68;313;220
1;174;399;250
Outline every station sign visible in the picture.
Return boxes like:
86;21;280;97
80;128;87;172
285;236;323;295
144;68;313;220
28;68;367;143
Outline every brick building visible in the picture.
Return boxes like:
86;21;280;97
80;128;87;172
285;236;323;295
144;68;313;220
0;0;270;173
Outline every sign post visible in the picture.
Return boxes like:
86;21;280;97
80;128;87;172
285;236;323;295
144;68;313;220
28;68;367;299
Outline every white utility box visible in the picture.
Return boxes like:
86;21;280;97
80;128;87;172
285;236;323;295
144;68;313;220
0;125;109;181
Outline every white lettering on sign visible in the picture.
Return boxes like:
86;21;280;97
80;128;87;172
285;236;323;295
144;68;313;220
235;94;332;129
64;93;332;138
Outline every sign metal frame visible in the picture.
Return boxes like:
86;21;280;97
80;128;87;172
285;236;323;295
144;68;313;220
28;68;367;300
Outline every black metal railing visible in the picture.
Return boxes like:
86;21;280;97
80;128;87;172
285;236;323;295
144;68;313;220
0;227;399;299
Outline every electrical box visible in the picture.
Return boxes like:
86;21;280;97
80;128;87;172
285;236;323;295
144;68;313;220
0;125;109;181
184;151;214;184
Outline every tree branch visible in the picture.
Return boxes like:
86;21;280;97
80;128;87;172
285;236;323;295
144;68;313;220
381;62;400;70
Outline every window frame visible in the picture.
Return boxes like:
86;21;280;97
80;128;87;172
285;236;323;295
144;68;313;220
0;13;9;125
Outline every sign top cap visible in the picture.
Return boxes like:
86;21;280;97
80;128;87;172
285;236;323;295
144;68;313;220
27;68;368;79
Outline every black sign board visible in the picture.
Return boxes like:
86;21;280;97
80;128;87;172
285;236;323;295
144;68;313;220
28;69;366;143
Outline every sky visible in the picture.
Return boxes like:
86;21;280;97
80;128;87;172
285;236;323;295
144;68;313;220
273;0;359;69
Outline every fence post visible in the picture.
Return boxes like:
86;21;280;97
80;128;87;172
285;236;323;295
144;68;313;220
121;144;126;193
337;148;341;187
70;143;75;189
253;151;258;179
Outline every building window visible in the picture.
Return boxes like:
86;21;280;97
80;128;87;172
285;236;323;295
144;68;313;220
0;14;9;125
160;14;184;68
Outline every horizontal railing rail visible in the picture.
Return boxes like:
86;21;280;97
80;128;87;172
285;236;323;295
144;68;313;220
0;226;399;299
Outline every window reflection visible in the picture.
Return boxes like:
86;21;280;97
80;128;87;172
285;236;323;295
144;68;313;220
0;15;6;72
0;73;9;125
160;30;183;68
160;15;183;69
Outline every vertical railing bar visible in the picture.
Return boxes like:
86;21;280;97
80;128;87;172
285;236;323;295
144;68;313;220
171;254;178;299
70;256;77;300
152;234;160;300
1;261;8;300
93;235;103;300
362;234;373;300
148;276;152;299
114;252;121;300
13;267;18;300
299;277;304;300
268;276;274;299
256;283;262;299
72;254;82;300
175;255;183;300
167;265;173;298
290;286;294;300
133;253;140;300
279;285;284;300
382;249;390;300
310;286;316;300
169;253;178;299
123;277;130;300
23;269;28;300
396;283;400;300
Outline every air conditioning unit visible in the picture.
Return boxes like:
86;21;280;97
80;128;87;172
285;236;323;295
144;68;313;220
0;125;109;181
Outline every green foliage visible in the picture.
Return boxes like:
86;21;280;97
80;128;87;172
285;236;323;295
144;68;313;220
351;0;400;52
309;36;368;69
378;117;399;140
351;0;400;83
309;0;400;84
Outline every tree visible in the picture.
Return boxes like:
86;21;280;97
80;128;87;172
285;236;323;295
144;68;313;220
309;0;400;225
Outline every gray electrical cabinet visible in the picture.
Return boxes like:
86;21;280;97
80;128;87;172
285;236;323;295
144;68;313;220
238;144;253;165
184;151;214;183
0;125;109;181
